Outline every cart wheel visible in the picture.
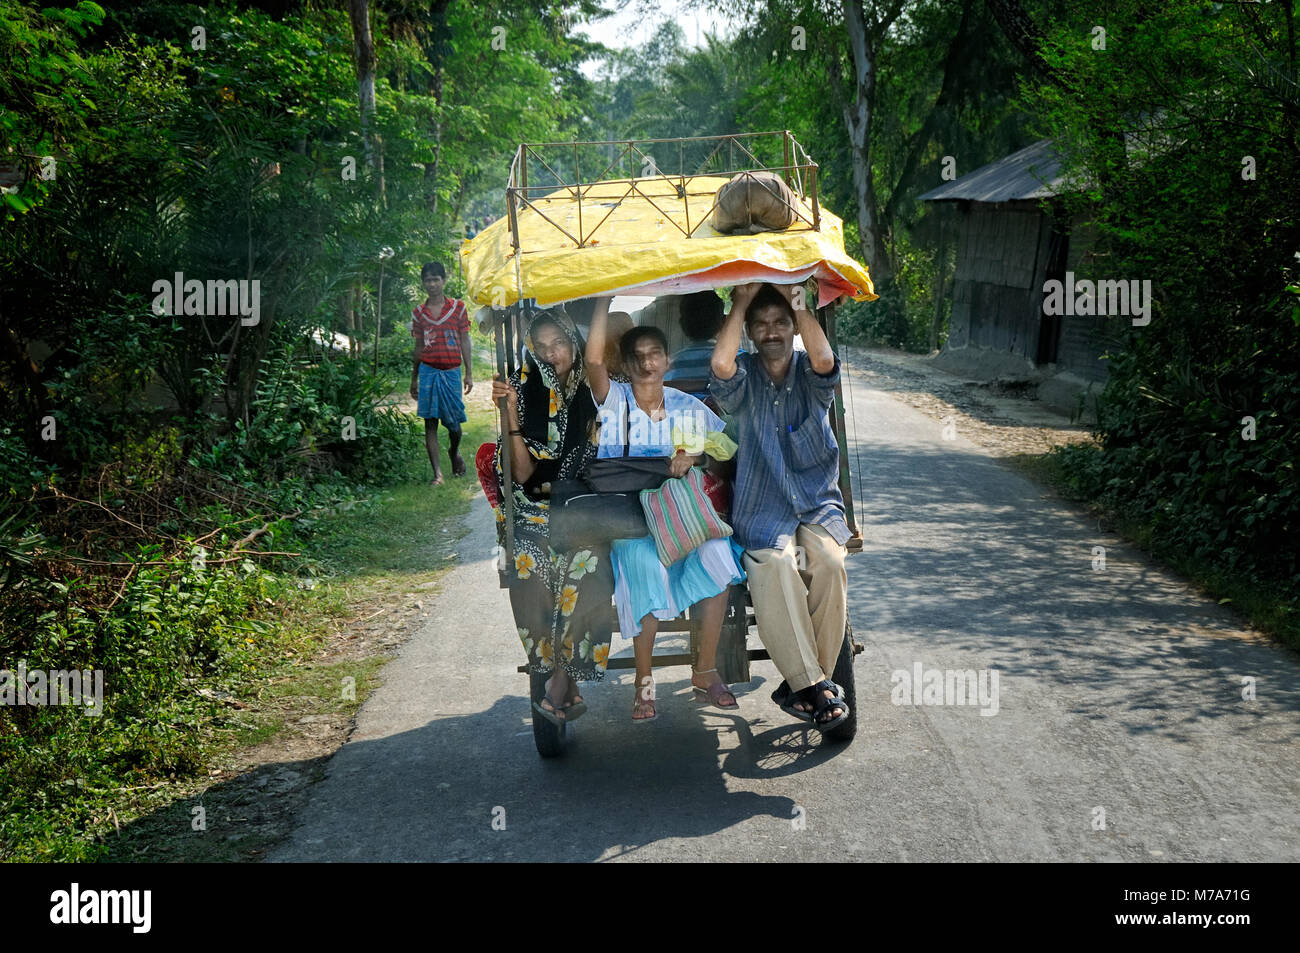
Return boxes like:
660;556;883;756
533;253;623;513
824;621;859;743
530;670;567;758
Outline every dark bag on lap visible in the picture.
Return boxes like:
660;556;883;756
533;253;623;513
549;456;672;550
548;482;648;552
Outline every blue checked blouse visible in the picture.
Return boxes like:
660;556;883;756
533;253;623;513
709;351;850;551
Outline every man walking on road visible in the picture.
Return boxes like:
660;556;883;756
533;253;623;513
411;261;473;485
709;282;850;730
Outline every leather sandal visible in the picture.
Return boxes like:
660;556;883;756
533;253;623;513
770;679;814;723
631;696;657;723
807;679;850;732
632;676;657;723
692;668;738;710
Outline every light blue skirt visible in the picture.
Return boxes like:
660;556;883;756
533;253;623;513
610;536;746;638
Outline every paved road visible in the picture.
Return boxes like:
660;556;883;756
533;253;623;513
272;364;1300;862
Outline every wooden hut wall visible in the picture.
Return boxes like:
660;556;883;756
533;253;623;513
947;201;1048;362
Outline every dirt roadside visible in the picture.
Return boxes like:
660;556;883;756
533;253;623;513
841;346;1098;458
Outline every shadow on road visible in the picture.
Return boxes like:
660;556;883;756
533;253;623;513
106;678;844;862
262;678;850;861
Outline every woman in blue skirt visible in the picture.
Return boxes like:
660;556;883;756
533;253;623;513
585;297;745;723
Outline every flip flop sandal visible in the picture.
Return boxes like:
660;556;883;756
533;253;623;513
563;692;587;722
808;679;850;732
770;679;814;723
546;677;586;722
532;696;567;727
693;669;739;710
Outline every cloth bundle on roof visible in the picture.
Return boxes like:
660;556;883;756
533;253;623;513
711;171;798;235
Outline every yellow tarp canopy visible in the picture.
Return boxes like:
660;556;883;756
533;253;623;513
459;176;876;309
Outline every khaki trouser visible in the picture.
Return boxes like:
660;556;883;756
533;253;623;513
742;523;847;692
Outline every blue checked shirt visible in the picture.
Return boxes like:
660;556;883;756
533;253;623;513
709;351;849;551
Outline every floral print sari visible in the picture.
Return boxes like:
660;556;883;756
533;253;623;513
492;310;615;680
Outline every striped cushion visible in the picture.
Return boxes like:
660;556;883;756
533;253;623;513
639;467;733;567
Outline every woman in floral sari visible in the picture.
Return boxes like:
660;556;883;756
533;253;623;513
490;309;614;724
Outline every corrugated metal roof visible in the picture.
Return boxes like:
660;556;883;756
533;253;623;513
918;139;1074;203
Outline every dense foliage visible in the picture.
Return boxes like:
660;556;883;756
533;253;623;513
0;0;593;858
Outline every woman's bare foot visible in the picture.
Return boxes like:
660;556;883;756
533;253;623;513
536;694;566;721
545;670;569;700
631;674;656;722
450;453;466;477
542;673;571;721
557;675;585;719
430;471;444;487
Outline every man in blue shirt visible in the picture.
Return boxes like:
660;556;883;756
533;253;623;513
709;282;850;730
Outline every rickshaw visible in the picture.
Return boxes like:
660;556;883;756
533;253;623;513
460;133;876;758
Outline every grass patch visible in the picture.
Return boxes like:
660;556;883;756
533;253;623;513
97;653;391;863
306;409;495;583
1004;450;1300;653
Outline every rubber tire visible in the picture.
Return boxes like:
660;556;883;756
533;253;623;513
530;670;567;758
823;621;858;743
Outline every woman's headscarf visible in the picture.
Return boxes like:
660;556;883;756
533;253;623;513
507;308;598;489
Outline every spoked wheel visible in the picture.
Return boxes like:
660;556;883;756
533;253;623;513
530;670;568;758
824;621;861;743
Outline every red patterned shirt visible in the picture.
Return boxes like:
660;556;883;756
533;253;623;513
412;297;469;369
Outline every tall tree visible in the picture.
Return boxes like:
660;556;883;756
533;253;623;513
379;0;452;212
1020;0;1300;590
833;0;907;285
348;0;383;199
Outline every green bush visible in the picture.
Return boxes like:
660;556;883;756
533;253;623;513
187;334;423;488
0;526;288;860
1056;307;1300;589
836;240;944;353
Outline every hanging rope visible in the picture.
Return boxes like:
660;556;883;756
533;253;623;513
841;340;867;532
